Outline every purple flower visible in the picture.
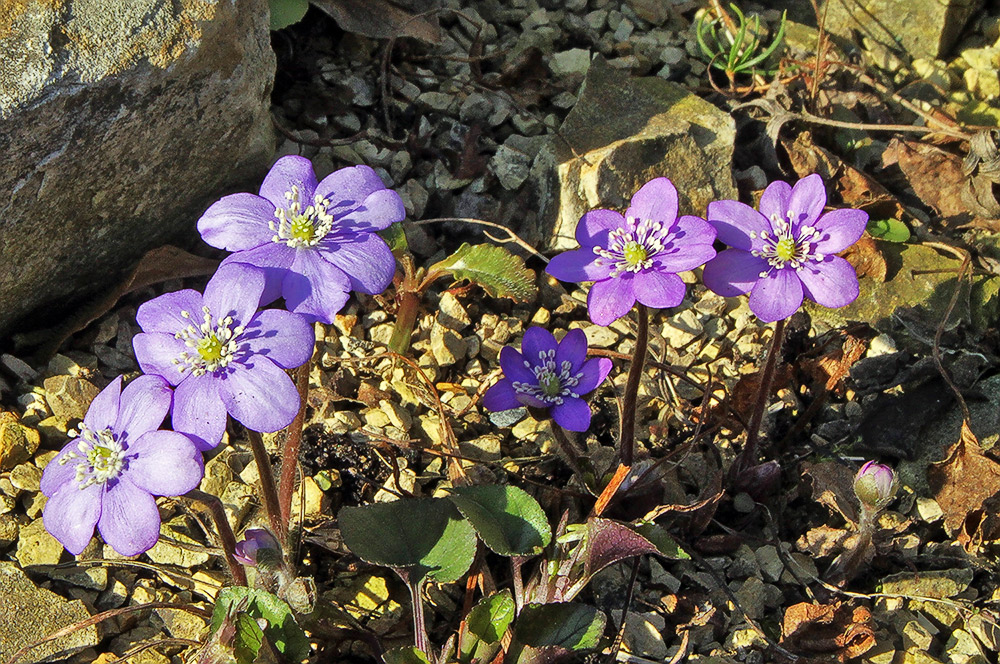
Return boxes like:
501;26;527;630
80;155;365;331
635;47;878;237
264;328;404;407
545;178;718;326
233;528;281;567
133;263;315;450
40;375;204;556
701;173;867;323
854;461;896;510
483;327;612;432
197;156;405;324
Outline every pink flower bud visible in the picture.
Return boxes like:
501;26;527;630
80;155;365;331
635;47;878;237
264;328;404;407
233;528;281;567
854;461;896;510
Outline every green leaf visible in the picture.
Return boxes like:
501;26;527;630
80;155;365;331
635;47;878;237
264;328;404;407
383;646;432;664
459;591;515;662
447;485;552;556
270;0;309;30
513;603;606;652
379;222;409;258
971;275;1000;332
211;587;310;662
430;243;537;302
338;497;477;583
634;523;690;560
233;613;264;664
867;218;910;243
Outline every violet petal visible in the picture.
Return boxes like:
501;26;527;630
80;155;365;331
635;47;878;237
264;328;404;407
43;482;102;556
758;179;792;223
798;256;860;309
339;189;406;232
482;380;522;412
83;376;122;432
546;249;612;283
203;263;266;327
520;327;558;365
575;209;624;248
626;177;678;224
136;290;204;335
98;478;161;557
283;250;352;324
587;277;637;326
555;328;588;373
574;357;613;395
498;346;536;385
173;374;228;450
787;173;827;226
259;155;319;209
708;200;768;252
811;208;868;254
115;375;171;439
240;309;315;370
197;193;275;251
39;444;79;496
126;430;204;496
222;244;297;306
317;232;396;295
552;398;591;432
748;268;804;322
632;269;686;309
315;165;387;210
133;333;189;387
702;249;768;297
220;356;300;433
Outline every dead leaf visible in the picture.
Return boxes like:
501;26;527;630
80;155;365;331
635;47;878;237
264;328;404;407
882;138;971;227
801;461;859;525
312;0;441;44
803;333;869;392
840;234;887;283
796;525;852;558
927;420;1000;547
780;601;876;662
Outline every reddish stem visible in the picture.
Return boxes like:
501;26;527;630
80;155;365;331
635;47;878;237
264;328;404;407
278;362;311;529
620;305;649;467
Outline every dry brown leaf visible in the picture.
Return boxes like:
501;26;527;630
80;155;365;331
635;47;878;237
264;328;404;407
927;420;1000;546
796;525;852;558
882;138;971;227
781;601;876;662
803;334;869;391
802;461;859;525
312;0;441;44
840;234;887;283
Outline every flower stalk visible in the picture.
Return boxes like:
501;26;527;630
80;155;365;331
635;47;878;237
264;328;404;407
246;430;285;543
278;361;312;529
620;304;649;467
732;317;785;479
186;489;247;586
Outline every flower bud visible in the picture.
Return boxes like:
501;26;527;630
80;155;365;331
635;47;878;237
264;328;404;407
233;528;281;567
853;461;896;510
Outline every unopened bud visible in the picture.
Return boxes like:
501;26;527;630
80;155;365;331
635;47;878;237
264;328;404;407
233;528;281;568
853;461;896;510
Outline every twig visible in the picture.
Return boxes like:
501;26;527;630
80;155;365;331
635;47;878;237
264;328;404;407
931;252;973;422
412;217;548;263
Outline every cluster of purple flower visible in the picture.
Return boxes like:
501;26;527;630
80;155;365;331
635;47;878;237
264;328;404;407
42;157;404;556
484;174;867;430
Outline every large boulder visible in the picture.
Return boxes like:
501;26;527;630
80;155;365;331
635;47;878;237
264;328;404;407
820;0;984;59
0;0;276;338
532;56;737;250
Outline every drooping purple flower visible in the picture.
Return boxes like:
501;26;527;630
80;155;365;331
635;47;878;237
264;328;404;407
40;375;204;556
701;173;867;323
545;178;718;326
196;156;405;324
132;263;315;450
233;528;281;567
483;327;612;432
854;461;896;510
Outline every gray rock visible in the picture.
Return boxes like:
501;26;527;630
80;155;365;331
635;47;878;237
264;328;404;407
549;48;593;78
0;562;100;662
491;144;533;190
820;0;983;59
0;0;275;337
532;56;736;250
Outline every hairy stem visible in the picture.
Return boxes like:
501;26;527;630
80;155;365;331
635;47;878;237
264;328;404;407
388;289;422;354
620;305;649;467
735;318;786;476
550;423;588;480
246;429;285;543
409;579;430;655
278;361;312;528
186;489;247;586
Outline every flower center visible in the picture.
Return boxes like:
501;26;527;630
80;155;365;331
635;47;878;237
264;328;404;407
593;216;672;278
60;424;127;489
749;211;821;274
270;185;335;249
172;306;245;376
512;349;584;406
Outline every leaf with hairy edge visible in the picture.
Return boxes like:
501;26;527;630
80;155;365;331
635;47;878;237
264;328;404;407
448;485;551;556
338;498;477;583
634;522;690;560
210;587;310;662
459;591;515;663
431;243;537;302
584;517;659;578
511;602;606;663
383;646;432;664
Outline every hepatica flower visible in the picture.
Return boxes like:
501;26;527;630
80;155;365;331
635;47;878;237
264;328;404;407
197;155;405;323
133;263;314;450
41;375;203;556
546;178;717;326
484;327;612;432
701;173;867;322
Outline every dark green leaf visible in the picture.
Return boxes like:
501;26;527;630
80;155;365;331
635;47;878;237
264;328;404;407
633;523;690;560
584;518;658;578
513;603;605;651
269;0;309;30
459;590;515;662
448;485;551;556
383;646;432;664
379;222;409;258
867;218;910;243
233;613;264;664
339;498;477;583
430;243;537;302
211;587;310;662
